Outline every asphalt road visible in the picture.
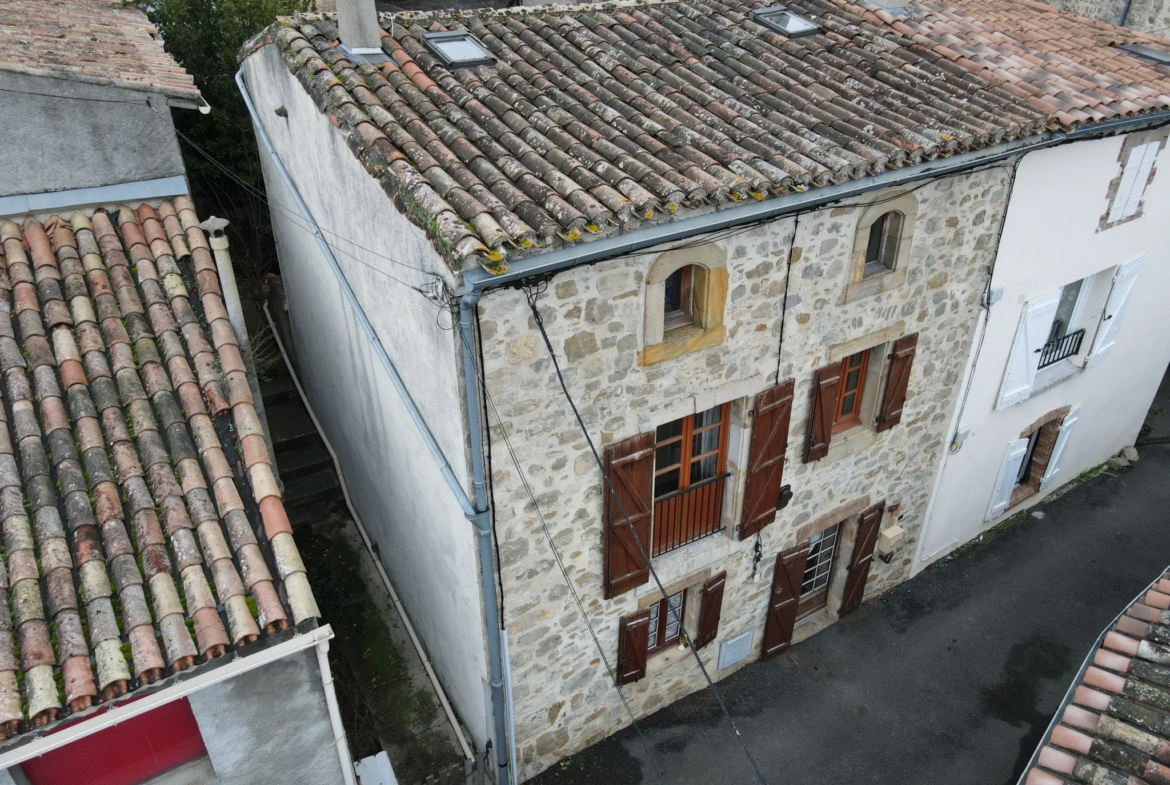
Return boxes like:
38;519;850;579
531;375;1170;785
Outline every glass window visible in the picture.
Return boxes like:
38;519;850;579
1049;279;1084;343
420;32;496;67
647;590;686;652
864;211;903;276
833;350;869;433
663;266;694;332
749;7;821;37
652;405;730;555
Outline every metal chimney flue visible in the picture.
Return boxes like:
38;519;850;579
337;0;389;62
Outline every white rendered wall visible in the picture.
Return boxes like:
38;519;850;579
915;132;1170;571
242;48;492;745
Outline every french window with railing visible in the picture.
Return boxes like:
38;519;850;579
652;404;730;555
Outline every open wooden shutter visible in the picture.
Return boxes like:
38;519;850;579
1089;255;1143;367
694;571;727;650
803;362;842;463
986;438;1029;521
761;545;809;659
603;433;654;599
739;379;795;540
616;609;651;685
876;333;918;432
997;292;1059;410
1040;406;1080;492
840;502;884;617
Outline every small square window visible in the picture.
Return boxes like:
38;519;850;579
749;7;822;38
420;31;496;68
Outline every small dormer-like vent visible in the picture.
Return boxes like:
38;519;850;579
748;6;822;38
421;31;496;68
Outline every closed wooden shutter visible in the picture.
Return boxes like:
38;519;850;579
1040;406;1080;492
997;291;1059;409
740;379;795;540
616;608;652;685
761;545;810;659
803;362;842;463
694;571;727;649
603;433;654;599
840;502;884;617
876;333;918;432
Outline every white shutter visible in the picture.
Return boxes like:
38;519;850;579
1089;255;1144;367
1040;406;1080;492
987;438;1029;521
996;291;1060;410
1108;142;1159;223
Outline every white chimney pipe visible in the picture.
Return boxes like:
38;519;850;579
337;0;387;60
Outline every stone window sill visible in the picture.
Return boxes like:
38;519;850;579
639;324;726;367
820;424;881;465
841;266;907;305
1031;358;1083;397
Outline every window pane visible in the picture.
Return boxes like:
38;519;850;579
881;212;903;268
656;418;684;443
656;441;682;470
690;454;719;483
692;426;721;457
865;214;887;265
843;367;861;393
1049;279;1083;342
436;38;489;61
838;391;856;417
694;404;723;428
655;469;680;497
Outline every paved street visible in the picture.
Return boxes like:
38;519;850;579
532;375;1170;785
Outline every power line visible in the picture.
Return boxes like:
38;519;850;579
0;84;158;109
455;320;668;785
523;285;770;785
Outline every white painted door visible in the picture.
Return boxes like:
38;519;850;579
997;291;1060;410
1040;406;1080;492
987;438;1029;521
1089;255;1144;366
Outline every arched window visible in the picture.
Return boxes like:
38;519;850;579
663;265;695;331
864;211;904;275
642;245;728;366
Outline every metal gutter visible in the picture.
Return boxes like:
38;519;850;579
0;625;335;771
0;175;189;219
236;68;511;785
464;111;1170;294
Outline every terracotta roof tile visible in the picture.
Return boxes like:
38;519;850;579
0;0;199;100
1023;566;1170;785
0;198;317;743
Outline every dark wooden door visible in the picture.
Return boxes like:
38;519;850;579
839;502;885;617
761;545;810;659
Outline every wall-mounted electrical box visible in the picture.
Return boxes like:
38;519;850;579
878;525;905;559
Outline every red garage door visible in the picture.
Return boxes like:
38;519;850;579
22;698;207;785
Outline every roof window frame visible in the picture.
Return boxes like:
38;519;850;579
420;30;496;68
748;6;822;38
1118;43;1170;66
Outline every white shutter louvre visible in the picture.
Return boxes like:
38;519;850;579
1089;255;1144;367
987;438;1029;521
1121;142;1160;220
1108;142;1157;223
1040;406;1080;492
996;291;1060;410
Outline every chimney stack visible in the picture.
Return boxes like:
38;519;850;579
337;0;388;61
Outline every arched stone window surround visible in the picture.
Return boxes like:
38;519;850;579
640;243;729;366
842;192;919;304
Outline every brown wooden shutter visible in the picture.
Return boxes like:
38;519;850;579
603;433;654;599
694;571;727;650
876;333;918;432
839;502;885;617
761;545;810;660
739;380;795;540
616;608;651;685
803;362;842;463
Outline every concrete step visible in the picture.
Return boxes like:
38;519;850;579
275;444;334;480
283;468;342;509
260;373;298;406
266;401;322;452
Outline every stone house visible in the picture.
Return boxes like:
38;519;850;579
237;0;1170;779
0;3;351;784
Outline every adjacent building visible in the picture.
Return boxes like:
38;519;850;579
237;0;1170;779
0;3;346;784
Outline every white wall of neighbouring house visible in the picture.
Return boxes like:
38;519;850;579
240;47;493;747
915;130;1170;571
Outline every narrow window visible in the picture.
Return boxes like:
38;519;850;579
652;404;730;555
864;211;903;276
1015;429;1041;486
832;350;869;434
647;589;687;653
663;266;694;332
796;523;840;620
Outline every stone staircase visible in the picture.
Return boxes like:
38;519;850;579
260;370;342;510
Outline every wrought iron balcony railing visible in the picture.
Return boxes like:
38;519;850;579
1036;328;1085;369
652;473;729;556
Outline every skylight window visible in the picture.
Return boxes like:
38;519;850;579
421;31;496;68
749;7;822;38
1119;43;1170;66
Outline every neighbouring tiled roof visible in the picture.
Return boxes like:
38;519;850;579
0;0;200;100
1024;567;1170;785
0;198;318;742
242;0;1170;270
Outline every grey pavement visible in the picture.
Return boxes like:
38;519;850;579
531;369;1170;785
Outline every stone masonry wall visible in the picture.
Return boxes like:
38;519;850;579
479;166;1012;780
